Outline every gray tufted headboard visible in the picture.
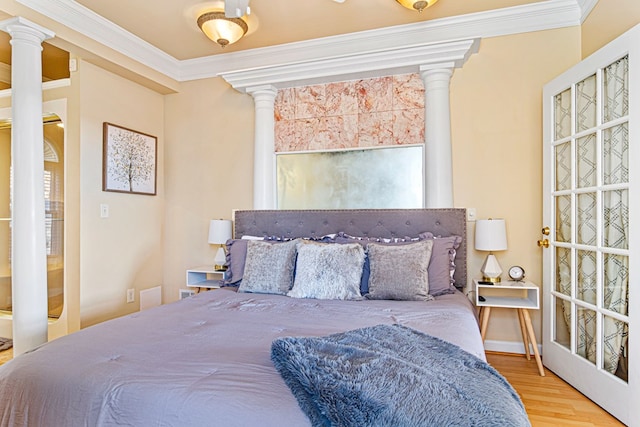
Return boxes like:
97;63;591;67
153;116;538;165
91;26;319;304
233;208;467;290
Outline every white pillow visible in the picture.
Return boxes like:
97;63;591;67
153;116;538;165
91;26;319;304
288;241;365;300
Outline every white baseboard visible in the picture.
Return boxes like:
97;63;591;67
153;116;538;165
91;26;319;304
484;339;543;356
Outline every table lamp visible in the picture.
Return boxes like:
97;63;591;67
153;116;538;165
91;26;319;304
208;219;232;271
474;218;507;283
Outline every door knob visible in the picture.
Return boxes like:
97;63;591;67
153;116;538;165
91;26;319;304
537;239;550;248
541;226;550;235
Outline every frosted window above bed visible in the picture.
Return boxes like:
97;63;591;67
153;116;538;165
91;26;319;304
276;145;423;209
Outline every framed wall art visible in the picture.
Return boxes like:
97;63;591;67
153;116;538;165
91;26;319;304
102;122;157;195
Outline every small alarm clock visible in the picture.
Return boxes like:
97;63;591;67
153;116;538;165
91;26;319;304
508;265;525;281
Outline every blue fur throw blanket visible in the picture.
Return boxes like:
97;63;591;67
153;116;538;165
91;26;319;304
271;324;530;427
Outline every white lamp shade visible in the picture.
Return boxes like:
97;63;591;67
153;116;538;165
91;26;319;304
208;219;233;245
474;219;507;251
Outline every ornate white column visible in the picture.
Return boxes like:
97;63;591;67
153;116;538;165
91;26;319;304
420;66;454;208
247;85;277;209
0;17;54;355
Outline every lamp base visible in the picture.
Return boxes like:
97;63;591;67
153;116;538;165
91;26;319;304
213;246;227;272
480;253;503;283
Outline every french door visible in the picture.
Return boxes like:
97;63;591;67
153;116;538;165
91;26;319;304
542;26;639;426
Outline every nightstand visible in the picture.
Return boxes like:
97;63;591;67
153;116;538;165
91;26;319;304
186;266;224;293
475;279;544;376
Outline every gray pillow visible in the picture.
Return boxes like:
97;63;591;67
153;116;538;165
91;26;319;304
238;239;298;295
366;240;434;301
288;241;365;300
418;232;462;296
224;238;248;285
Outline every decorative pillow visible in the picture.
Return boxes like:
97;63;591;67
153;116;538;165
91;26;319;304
418;232;463;296
224;236;294;285
332;233;421;296
237;239;298;295
224;238;249;285
288;241;365;300
366;240;434;301
264;234;336;242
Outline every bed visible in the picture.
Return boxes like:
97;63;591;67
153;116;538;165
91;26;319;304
0;209;529;426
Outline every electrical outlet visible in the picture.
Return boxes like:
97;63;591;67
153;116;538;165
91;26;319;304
100;204;109;218
179;289;195;300
126;288;135;303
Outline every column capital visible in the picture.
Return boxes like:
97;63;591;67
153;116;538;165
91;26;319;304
246;85;278;99
0;17;55;42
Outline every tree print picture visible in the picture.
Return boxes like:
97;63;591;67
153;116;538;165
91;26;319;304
103;122;157;195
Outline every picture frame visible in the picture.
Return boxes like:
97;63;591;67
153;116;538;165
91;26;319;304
102;122;157;195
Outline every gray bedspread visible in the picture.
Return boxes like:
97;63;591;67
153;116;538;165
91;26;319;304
0;289;486;426
272;324;530;427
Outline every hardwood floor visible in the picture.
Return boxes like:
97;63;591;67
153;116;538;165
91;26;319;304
0;348;12;366
0;348;625;426
487;352;625;426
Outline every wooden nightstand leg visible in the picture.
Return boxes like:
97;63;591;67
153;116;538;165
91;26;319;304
517;309;531;360
478;307;484;329
522;309;545;376
480;307;491;341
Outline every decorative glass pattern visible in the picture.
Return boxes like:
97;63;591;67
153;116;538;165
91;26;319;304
604;254;629;316
554;297;571;350
576;306;597;365
576;74;597;132
554;89;571;140
603;123;629;185
549;52;630;387
603;316;628;381
577;250;597;305
555;195;571;243
603;56;629;123
576;192;597;246
555;142;571;191
577;133;597;188
556;247;571;296
603;189;629;250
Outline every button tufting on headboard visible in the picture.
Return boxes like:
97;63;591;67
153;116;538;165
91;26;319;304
233;209;468;289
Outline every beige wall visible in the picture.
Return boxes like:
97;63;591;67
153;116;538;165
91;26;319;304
451;27;581;344
79;61;165;327
581;0;640;59
163;78;254;302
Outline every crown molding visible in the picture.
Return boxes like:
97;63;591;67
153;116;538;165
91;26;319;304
16;0;181;80
221;39;480;92
577;0;598;23
14;0;592;86
182;0;583;81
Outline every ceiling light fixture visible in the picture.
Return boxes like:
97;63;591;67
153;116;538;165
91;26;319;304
197;11;248;48
395;0;439;12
